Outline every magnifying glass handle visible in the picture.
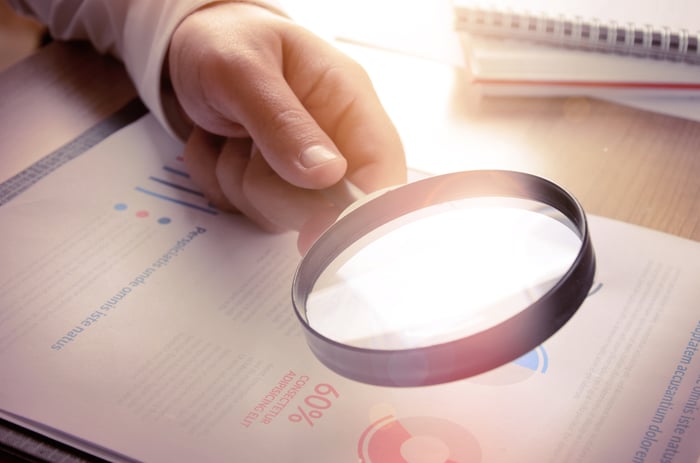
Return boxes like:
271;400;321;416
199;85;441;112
322;178;366;209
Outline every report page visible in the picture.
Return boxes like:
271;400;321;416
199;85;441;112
0;114;698;462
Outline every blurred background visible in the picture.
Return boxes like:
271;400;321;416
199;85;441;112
0;0;45;72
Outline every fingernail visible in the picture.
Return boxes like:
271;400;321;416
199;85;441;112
300;145;340;168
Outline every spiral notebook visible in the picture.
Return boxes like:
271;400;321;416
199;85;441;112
453;0;700;64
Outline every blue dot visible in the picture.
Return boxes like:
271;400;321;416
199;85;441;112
114;203;128;211
158;217;171;225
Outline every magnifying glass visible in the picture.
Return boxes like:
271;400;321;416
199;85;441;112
292;170;595;387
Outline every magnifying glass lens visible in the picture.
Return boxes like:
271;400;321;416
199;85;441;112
306;197;581;350
293;170;595;386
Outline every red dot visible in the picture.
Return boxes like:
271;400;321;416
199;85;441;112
136;210;149;218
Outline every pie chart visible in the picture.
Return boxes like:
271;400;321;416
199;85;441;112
358;415;481;463
469;345;549;386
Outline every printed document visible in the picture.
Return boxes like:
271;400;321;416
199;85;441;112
0;115;699;462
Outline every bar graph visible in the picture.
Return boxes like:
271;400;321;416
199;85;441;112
134;165;218;215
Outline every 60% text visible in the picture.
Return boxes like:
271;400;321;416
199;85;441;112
288;383;339;427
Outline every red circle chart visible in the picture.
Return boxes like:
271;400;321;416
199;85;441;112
358;415;481;463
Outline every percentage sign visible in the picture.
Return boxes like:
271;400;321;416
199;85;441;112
288;405;323;426
288;383;340;427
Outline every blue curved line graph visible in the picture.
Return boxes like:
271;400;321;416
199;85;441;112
513;346;549;373
588;282;603;297
538;346;549;373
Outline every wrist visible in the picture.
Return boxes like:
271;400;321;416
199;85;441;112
161;0;289;141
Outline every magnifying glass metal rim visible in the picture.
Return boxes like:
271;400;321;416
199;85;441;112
292;170;596;387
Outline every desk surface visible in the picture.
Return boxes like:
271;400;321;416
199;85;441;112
1;41;698;243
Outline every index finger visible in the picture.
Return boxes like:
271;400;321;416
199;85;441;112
283;36;408;192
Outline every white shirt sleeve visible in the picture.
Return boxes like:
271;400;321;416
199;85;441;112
7;0;286;141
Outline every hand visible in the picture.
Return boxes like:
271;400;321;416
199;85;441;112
167;2;407;253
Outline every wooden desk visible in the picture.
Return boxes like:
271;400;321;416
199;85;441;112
1;41;698;243
0;41;136;181
351;44;700;243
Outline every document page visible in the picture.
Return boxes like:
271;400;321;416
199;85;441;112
1;114;699;462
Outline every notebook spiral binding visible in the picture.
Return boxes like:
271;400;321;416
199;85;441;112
455;7;700;64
